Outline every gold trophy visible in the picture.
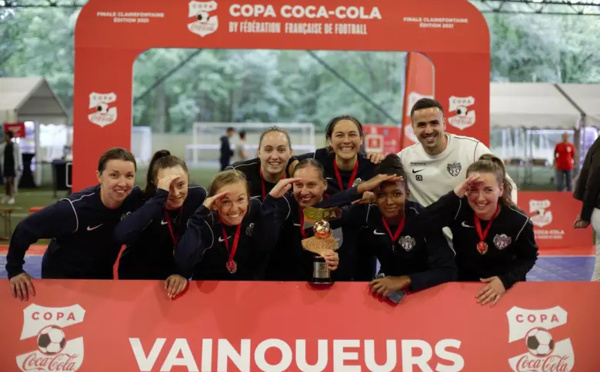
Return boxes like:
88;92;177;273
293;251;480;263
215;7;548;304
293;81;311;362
301;207;341;285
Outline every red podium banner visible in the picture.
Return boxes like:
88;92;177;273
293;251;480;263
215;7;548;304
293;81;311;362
516;191;593;250
0;280;599;372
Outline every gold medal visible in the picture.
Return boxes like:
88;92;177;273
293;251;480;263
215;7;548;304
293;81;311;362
476;241;488;255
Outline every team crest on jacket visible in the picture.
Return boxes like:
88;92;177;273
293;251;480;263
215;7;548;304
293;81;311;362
447;162;462;177
246;223;254;236
493;234;512;250
188;1;218;37
397;235;416;252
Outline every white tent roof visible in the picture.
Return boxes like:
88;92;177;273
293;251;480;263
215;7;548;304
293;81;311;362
490;82;582;129
557;83;600;127
0;77;69;124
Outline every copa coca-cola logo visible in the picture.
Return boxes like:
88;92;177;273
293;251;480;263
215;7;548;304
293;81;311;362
16;304;86;372
88;92;117;127
507;306;575;372
515;354;571;372
21;353;80;372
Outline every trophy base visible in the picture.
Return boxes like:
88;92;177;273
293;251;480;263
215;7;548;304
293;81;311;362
309;278;334;285
310;257;333;286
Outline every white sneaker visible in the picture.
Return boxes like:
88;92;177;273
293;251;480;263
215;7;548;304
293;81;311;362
7;197;15;205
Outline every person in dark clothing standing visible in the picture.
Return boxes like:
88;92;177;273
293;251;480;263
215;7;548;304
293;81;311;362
573;135;600;280
0;131;21;205
424;154;538;306
115;150;207;298
219;127;236;170
6;147;140;301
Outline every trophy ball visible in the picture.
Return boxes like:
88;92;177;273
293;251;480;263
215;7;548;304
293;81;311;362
313;220;332;239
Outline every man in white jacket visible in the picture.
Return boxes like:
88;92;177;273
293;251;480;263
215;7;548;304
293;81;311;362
398;98;517;207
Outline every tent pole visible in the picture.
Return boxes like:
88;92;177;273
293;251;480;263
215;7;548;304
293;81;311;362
574;113;585;177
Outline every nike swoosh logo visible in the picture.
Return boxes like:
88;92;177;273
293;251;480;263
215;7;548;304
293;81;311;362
218;236;231;242
461;221;474;228
161;219;168;225
412;169;425;174
373;229;387;235
87;224;103;231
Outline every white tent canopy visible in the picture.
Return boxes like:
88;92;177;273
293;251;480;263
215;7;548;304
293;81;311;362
558;83;600;127
0;77;69;125
490;82;582;129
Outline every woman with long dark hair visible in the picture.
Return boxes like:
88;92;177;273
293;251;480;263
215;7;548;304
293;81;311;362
115;150;206;298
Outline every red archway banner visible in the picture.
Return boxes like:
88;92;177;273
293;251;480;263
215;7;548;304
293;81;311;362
401;52;435;149
73;0;490;190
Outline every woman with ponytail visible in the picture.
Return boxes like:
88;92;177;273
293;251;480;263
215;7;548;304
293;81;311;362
425;154;538;306
115;150;207;299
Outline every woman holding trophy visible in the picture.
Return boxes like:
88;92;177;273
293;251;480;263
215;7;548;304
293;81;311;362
266;158;400;282
286;115;386;281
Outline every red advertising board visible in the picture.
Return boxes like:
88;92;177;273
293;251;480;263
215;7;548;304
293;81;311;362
401;52;434;150
517;191;593;250
72;0;491;190
364;125;401;155
3;122;26;138
0;280;598;372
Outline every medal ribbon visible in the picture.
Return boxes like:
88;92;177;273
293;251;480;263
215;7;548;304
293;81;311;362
220;224;242;265
164;207;183;248
474;205;500;245
381;215;406;243
259;166;285;200
333;158;359;191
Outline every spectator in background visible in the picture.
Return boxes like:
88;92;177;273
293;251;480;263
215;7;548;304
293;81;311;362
573;135;600;281
554;132;575;191
219;127;236;171
0;131;22;205
234;130;249;163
